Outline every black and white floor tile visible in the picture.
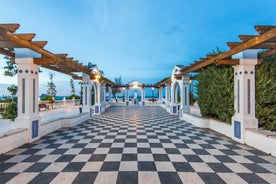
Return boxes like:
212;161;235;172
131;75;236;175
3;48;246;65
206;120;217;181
0;106;275;184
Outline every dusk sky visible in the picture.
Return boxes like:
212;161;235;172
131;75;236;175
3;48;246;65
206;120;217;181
0;0;275;96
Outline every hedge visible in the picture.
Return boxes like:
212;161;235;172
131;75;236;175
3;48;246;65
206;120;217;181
256;58;276;131
195;65;234;123
195;56;276;131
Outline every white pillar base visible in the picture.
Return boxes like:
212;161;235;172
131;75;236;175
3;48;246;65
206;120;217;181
232;115;258;143
182;105;190;113
94;104;101;115
14;115;41;143
170;104;178;115
142;101;145;106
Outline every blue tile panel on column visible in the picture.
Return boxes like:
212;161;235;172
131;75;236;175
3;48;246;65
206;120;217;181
32;120;38;138
95;106;99;113
173;106;177;113
234;121;241;139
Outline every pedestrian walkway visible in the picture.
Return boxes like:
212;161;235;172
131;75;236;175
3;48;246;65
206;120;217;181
0;106;275;184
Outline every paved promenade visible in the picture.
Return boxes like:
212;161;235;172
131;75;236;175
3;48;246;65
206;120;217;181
0;106;275;184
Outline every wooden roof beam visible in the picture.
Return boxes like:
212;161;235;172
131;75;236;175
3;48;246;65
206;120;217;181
55;54;68;58
0;24;20;33
179;26;276;76
239;35;257;42
206;54;217;59
0;48;15;57
31;41;47;48
199;58;207;61
255;25;276;35
227;42;241;49
72;75;82;80
228;42;276;49
14;33;35;41
33;57;58;65
65;57;73;62
215;59;239;66
258;49;276;58
0;41;24;48
0;28;56;58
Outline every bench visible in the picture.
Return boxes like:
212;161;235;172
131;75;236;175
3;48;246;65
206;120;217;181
39;104;49;111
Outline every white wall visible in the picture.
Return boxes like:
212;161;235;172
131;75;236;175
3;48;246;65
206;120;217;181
183;112;276;157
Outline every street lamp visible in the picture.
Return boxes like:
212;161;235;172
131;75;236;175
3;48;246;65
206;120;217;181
123;87;125;102
152;87;154;102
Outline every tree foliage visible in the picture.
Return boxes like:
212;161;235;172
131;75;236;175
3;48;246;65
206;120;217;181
70;78;75;96
256;55;276;131
112;77;122;102
1;85;18;120
1;53;18;120
3;50;17;77
195;65;234;123
47;73;57;98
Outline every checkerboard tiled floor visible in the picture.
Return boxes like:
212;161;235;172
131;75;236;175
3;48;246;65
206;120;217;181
1;106;276;184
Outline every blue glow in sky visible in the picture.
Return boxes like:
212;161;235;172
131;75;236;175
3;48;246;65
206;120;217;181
0;0;275;96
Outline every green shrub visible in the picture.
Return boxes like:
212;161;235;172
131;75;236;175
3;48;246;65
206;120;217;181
41;95;55;103
195;65;234;123
189;89;196;106
66;95;80;100
256;58;276;131
1;100;17;120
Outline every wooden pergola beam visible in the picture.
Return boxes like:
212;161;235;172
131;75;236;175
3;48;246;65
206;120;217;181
0;23;96;78
101;76;115;86
259;49;276;58
239;35;257;42
215;59;239;66
0;41;24;48
0;48;14;57
155;77;171;87
31;41;47;48
227;42;276;49
255;25;276;34
14;33;35;41
33;57;58;65
55;54;68;58
177;27;276;77
0;24;20;33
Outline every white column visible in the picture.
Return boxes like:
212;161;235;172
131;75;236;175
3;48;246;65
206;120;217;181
82;74;91;112
126;88;130;106
170;82;178;115
99;83;106;113
141;88;145;106
101;83;106;104
182;75;190;113
94;82;102;115
165;83;171;105
158;87;163;103
231;50;258;143
108;86;112;103
15;54;40;142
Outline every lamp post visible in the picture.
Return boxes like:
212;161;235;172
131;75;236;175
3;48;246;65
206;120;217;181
123;87;125;102
152;87;154;102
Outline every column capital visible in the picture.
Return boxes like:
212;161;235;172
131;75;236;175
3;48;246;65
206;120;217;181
232;49;258;65
182;75;190;82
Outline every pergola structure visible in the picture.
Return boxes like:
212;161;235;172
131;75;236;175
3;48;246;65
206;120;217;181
0;23;115;143
155;25;276;87
154;25;276;143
